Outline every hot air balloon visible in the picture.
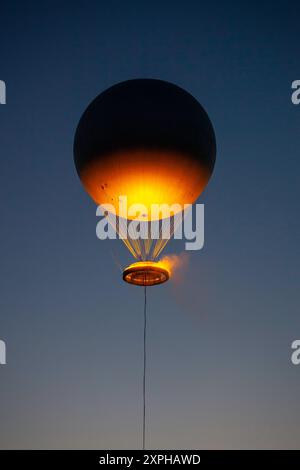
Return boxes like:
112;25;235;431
74;79;216;286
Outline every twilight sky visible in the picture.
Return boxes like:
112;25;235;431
0;0;299;449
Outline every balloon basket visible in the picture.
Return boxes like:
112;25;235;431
123;261;169;287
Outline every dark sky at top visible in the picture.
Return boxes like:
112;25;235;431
0;1;299;449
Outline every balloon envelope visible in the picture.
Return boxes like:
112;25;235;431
74;79;216;221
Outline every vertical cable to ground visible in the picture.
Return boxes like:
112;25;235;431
143;284;147;450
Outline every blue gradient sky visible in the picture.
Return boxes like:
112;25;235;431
0;1;299;449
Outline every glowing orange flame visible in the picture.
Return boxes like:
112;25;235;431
157;253;189;279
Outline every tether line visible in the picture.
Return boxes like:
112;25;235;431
142;284;147;450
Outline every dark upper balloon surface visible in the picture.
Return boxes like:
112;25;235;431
74;78;216;173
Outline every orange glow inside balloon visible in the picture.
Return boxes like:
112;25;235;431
79;149;210;221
